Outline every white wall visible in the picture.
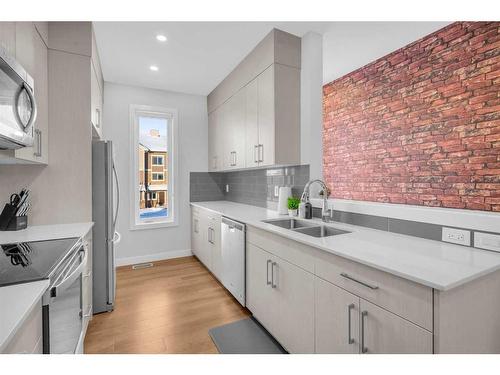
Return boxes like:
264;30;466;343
322;22;450;84
103;82;208;265
300;31;323;181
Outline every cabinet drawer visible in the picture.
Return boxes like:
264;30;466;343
3;300;43;354
315;250;433;331
247;226;316;273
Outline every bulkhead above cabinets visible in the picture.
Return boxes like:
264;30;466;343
207;29;301;172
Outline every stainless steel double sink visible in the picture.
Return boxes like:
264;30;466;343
262;218;350;238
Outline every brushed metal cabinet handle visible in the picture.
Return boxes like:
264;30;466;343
266;259;272;286
258;144;264;162
361;310;368;353
348;303;355;344
271;261;277;288
254;145;259;163
340;272;379;290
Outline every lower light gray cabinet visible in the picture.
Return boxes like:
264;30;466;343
246;226;437;354
315;276;432;354
190;207;221;279
315;277;360;354
246;242;314;353
246;243;276;331
359;299;432;354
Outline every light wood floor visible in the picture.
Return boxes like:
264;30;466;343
84;256;250;354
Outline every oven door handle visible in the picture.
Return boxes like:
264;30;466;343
52;248;87;297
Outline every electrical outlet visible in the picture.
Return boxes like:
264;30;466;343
474;232;500;253
442;227;471;246
274;185;279;197
225;184;229;193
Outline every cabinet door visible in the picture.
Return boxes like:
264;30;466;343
191;210;202;258
245;78;259;168
208;110;217;171
315;277;360;353
0;22;16;57
91;62;102;138
246;243;275;333
257;65;275;167
198;214;213;270
15;22;35;75
208;214;222;280
273;257;315;353
223;89;246;170
359;299;433;354
32;29;48;164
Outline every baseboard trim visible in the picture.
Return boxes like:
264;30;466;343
116;249;193;266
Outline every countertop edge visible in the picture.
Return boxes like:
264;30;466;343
190;201;500;291
0;280;49;352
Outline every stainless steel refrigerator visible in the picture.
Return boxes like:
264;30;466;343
92;140;120;313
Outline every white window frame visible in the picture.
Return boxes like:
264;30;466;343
151;172;165;181
130;104;178;230
152;155;164;166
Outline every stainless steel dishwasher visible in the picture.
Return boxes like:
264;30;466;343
221;217;246;306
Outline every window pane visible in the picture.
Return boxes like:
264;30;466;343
138;116;169;222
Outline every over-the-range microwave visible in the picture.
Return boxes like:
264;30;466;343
0;45;37;150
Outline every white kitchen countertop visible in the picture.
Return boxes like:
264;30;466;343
0;280;49;352
0;222;94;245
191;201;500;291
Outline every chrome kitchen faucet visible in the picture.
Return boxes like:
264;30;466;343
301;179;334;222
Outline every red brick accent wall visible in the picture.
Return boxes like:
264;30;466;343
323;22;500;211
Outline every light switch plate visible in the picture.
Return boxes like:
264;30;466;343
474;232;500;253
274;186;279;197
442;227;471;246
225;184;229;193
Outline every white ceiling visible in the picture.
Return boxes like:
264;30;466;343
93;22;450;96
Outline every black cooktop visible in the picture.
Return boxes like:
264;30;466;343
0;237;80;287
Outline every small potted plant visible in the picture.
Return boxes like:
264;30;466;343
287;197;300;217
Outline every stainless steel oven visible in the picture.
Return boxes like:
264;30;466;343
0;45;37;149
42;240;88;354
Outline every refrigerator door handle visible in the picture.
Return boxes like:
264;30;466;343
112;162;120;229
112;231;121;244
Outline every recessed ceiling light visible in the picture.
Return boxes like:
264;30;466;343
150;65;159;72
156;34;167;42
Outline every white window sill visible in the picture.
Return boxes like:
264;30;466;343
129;220;178;231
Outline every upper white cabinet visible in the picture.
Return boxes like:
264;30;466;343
90;29;104;139
0;22;49;164
207;29;301;172
222;89;246;170
90;61;103;138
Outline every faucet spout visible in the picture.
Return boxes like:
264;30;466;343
301;179;332;222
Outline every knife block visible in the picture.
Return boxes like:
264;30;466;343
0;203;18;231
3;216;28;231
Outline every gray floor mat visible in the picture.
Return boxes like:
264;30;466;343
208;317;287;354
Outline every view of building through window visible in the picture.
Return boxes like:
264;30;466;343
138;116;169;221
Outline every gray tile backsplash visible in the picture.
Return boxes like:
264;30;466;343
190;165;309;209
191;166;498;245
190;172;225;202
